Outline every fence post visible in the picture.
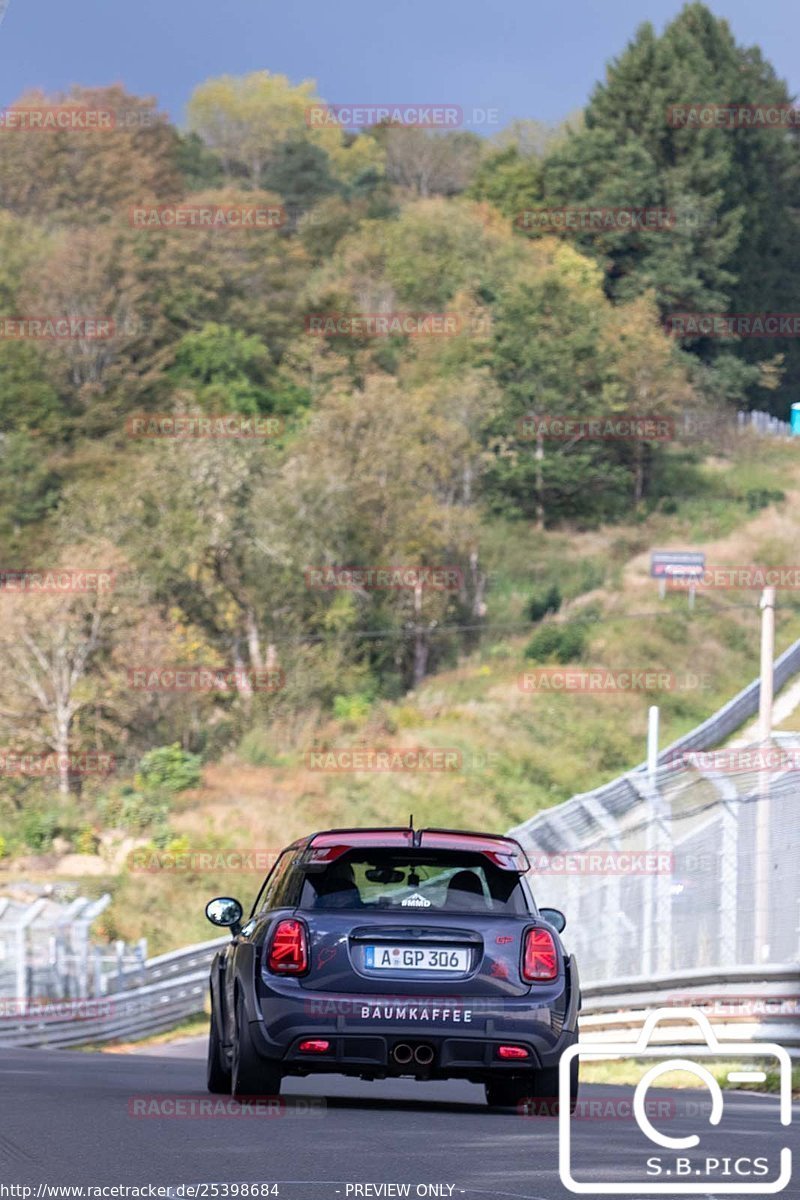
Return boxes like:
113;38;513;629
15;899;47;1004
584;794;623;979
137;938;148;987
700;769;740;966
93;946;103;997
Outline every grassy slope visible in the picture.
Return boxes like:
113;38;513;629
3;435;800;954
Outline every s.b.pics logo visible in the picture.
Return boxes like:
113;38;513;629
559;1008;792;1194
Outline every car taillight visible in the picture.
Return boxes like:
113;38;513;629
522;927;558;981
298;1039;330;1054
498;1045;529;1060
267;919;308;974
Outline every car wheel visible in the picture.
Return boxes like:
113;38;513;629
485;1076;535;1109
206;1003;232;1094
521;1056;579;1115
486;1057;579;1114
231;991;282;1101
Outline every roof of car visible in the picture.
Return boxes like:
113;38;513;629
285;827;530;872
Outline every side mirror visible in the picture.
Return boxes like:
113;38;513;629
539;906;566;933
206;896;243;935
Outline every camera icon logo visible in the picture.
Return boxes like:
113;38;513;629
558;1006;793;1194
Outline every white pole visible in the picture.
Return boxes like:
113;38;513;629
758;587;776;743
643;706;661;973
647;705;659;780
755;586;776;961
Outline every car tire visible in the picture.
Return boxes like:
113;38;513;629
486;1056;579;1114
206;1003;232;1094
521;1056;579;1115
231;991;282;1101
484;1077;525;1109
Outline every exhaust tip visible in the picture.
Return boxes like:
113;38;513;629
414;1043;434;1066
392;1042;413;1065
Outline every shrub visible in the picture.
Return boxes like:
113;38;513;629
527;583;562;623
117;786;170;832
238;728;281;767
745;487;785;512
136;744;202;794
333;692;373;722
75;826;100;856
20;809;58;853
524;618;588;664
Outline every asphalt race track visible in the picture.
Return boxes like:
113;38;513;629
0;1040;797;1200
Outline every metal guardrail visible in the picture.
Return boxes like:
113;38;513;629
579;964;800;1057
0;936;227;1048
104;936;227;993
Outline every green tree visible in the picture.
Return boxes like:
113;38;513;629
0;433;62;540
186;72;384;190
261;139;339;217
0;86;182;223
484;244;692;524
169;323;307;417
537;3;800;410
469;144;545;219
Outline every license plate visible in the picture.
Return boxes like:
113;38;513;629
363;945;470;971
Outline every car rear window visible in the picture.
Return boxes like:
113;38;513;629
299;849;528;914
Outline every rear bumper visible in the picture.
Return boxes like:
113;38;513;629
256;1025;578;1080
245;974;580;1080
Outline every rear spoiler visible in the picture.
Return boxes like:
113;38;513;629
298;827;530;873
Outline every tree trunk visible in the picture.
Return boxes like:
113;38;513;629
412;580;429;687
469;549;487;619
534;428;545;530
55;712;71;798
633;441;646;504
232;638;253;707
413;633;429;687
245;607;264;670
